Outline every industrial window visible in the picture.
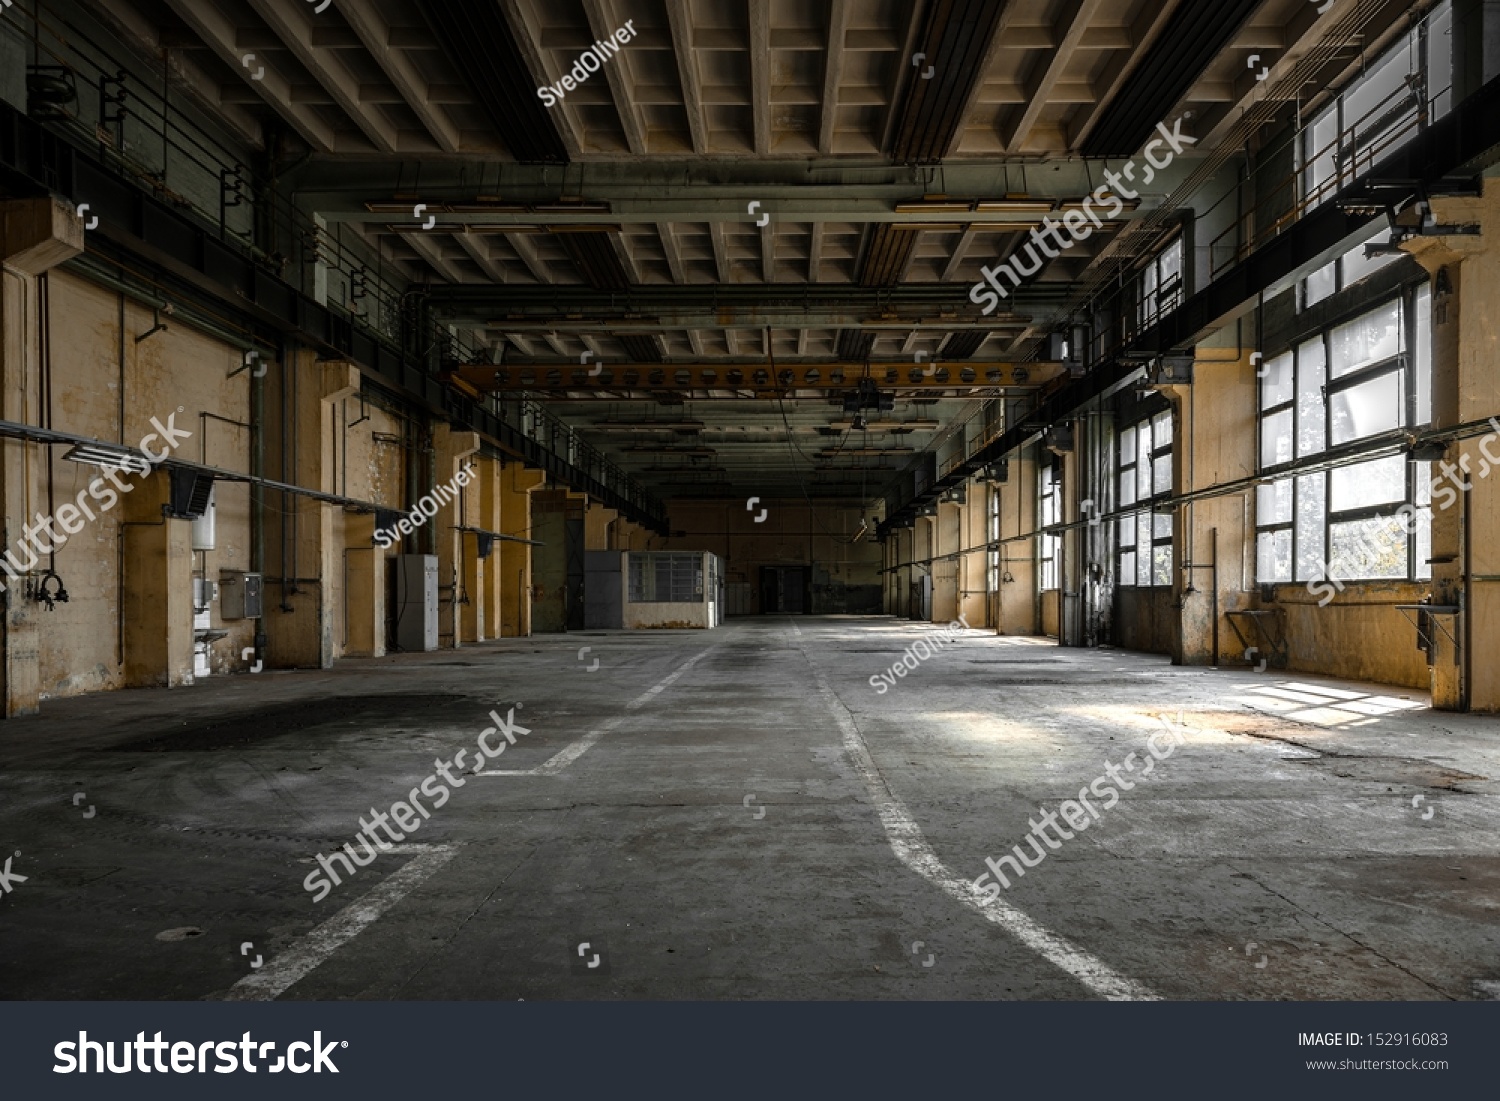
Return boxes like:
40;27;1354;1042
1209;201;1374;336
1256;286;1433;585
1300;223;1406;310
1038;464;1061;591
1134;236;1184;334
629;553;704;603
986;485;1001;593
1302;2;1452;213
1115;411;1174;587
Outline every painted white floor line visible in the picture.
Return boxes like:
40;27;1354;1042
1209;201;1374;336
223;843;459;1001
795;628;1158;1001
478;649;713;777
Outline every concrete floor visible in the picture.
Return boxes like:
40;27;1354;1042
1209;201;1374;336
1;616;1496;1001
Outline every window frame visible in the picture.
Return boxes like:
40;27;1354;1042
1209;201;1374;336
1300;3;1451;215
628;552;705;604
1255;285;1433;586
1115;409;1174;589
1133;235;1185;335
1038;462;1061;592
1299;223;1405;310
986;484;1001;593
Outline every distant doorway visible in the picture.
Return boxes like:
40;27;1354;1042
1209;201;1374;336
759;566;807;613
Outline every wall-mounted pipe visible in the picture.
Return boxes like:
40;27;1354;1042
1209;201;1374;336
252;345;267;660
67;259;263;356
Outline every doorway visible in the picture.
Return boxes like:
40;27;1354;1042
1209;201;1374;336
759;566;806;613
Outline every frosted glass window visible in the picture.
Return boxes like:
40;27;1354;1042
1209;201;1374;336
1258;286;1430;587
1151;546;1172;586
1258;479;1293;526
1295;473;1327;582
1261;352;1294;409
1152;410;1173;447
1330;455;1407;510
1152;455;1172;495
1346;47;1413;147
1429;2;1453;119
1258;529;1292;583
1330;302;1402;378
1137;516;1151;587
1305;106;1339;209
1261;409;1294;468
1304;262;1336;307
1330;372;1403;445
1296;338;1327;457
1137;429;1152;499
1341;225;1402;288
1331;518;1407;580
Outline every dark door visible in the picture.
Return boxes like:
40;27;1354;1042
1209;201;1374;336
782;567;805;613
759;566;806;613
584;551;623;629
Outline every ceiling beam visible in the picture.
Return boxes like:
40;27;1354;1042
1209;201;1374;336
581;0;649;153
818;0;850;155
499;0;585;158
658;223;687;283
506;232;552;283
343;206;1136;228
808;222;824;283
476;311;1030;333
945;2;1022;157
749;0;772;155
710;222;733;282
347;221;426;284
96;0;265;149
879;0;928;155
451;360;1066;394
339;2;462;152
666;2;707;153
453;232;510;281
244;0;400;152
609;232;644;284
941;226;978;282
160;0;337;150
407;232;475;283
1003;0;1106;152
1067;0;1182;151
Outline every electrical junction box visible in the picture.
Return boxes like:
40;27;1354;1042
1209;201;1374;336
220;572;263;619
1151;356;1195;385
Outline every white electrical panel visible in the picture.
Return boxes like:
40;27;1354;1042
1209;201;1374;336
396;554;438;652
